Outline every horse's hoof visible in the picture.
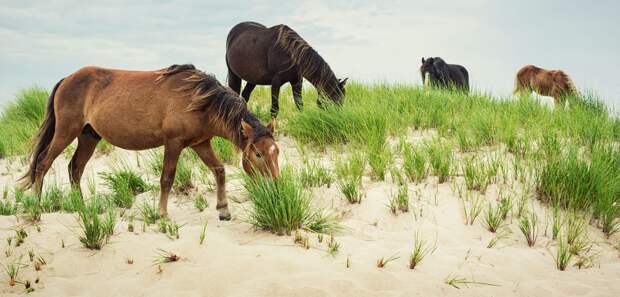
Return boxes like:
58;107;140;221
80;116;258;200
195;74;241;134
219;213;231;221
159;210;168;219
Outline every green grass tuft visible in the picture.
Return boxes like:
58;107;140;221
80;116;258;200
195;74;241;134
100;167;149;209
78;203;116;250
242;167;339;235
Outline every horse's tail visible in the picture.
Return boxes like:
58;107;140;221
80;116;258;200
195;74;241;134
275;25;332;84
513;71;524;95
19;78;64;189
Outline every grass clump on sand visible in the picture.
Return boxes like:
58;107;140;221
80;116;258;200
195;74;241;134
242;167;338;235
554;235;573;271
536;145;620;236
78;202;116;250
482;203;504;233
462;157;494;193
388;184;410;214
299;160;333;188
140;200;161;225
194;194;208;212
365;129;392;181
100;166;150;208
425;139;453;183
15;191;42;222
0;200;16;216
409;231;436;269
41;185;64;213
335;153;366;204
61;189;85;213
401;143;427;183
519;211;539;247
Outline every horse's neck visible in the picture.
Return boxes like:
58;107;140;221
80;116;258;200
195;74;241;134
305;71;337;95
207;118;244;150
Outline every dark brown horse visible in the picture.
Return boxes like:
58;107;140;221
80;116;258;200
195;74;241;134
513;65;578;106
20;64;279;220
226;21;348;118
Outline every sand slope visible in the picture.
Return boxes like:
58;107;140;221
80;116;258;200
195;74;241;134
0;134;619;297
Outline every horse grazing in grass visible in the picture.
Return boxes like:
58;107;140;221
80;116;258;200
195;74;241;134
226;21;348;118
420;57;469;92
20;64;279;220
513;65;578;106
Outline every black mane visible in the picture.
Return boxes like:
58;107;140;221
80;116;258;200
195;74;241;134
157;64;272;148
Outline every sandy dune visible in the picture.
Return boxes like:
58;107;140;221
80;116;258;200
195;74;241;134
0;133;619;297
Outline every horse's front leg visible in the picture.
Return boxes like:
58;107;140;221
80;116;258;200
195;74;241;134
291;79;303;111
159;142;183;218
270;77;283;118
191;140;230;221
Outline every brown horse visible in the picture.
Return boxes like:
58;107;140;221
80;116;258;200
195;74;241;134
226;21;347;118
513;65;579;105
20;64;279;220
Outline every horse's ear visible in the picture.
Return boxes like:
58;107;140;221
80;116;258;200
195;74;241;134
421;57;425;64
339;77;349;87
241;119;254;138
266;118;276;133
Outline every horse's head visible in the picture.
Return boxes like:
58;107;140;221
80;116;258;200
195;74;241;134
241;119;280;179
322;77;348;105
420;57;448;87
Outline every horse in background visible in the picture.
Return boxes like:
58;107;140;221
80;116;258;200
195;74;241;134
513;65;579;106
420;57;469;92
20;64;279;220
226;21;348;118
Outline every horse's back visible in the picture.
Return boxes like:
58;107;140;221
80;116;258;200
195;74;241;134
517;64;541;77
451;64;468;79
226;21;269;48
226;22;279;84
447;64;469;89
61;66;167;104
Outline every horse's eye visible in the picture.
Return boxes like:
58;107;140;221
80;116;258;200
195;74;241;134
255;152;262;159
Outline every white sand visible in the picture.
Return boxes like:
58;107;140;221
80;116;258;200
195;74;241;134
0;133;619;297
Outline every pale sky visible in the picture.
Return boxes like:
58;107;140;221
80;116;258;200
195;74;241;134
1;0;619;110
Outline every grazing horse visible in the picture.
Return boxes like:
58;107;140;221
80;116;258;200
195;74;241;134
226;21;348;118
513;65;578;106
420;57;469;91
20;64;279;220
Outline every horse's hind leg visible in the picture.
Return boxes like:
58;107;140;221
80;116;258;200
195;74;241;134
158;141;183;217
228;69;242;95
241;83;256;102
68;125;101;194
191;140;230;221
33;121;83;196
292;79;303;110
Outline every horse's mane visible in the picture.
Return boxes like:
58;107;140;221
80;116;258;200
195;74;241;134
156;64;271;148
557;71;579;95
275;25;339;95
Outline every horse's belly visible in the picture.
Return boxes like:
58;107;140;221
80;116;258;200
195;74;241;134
88;110;165;151
92;124;164;151
229;59;271;84
228;41;272;84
